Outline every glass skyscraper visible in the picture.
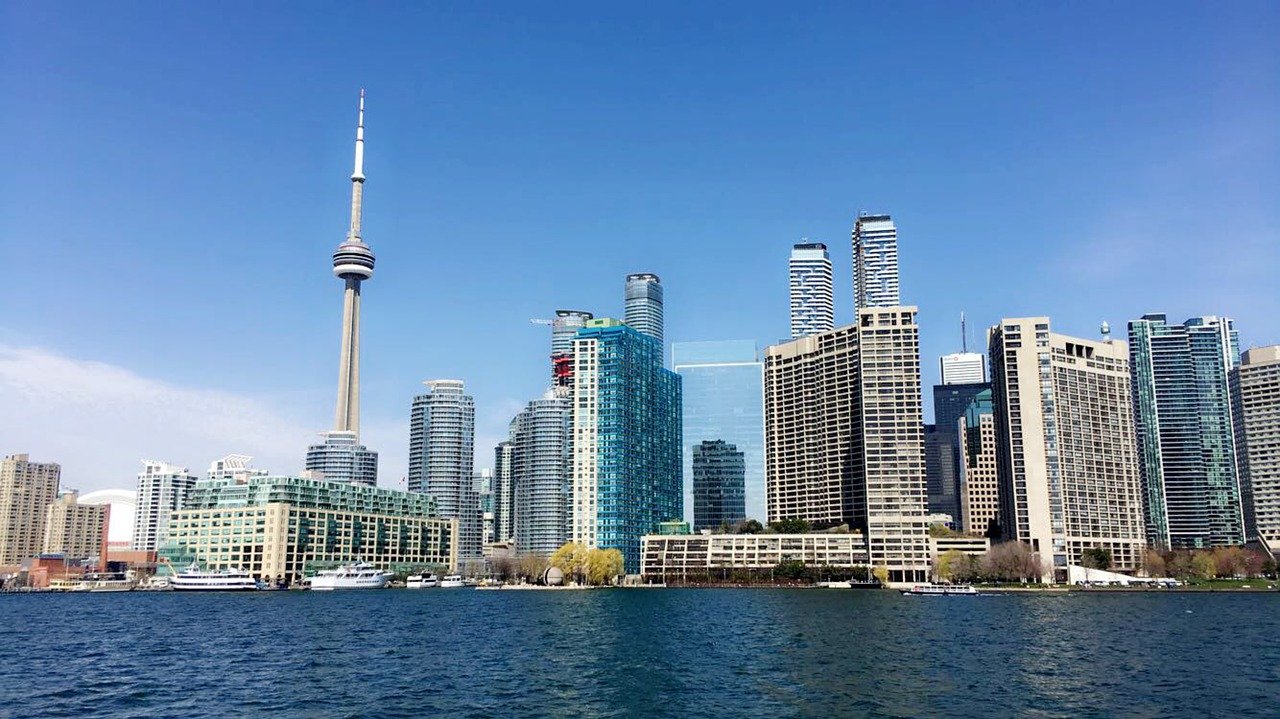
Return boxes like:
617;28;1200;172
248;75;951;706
408;379;480;559
510;389;572;556
789;242;834;339
624;273;664;344
571;319;682;574
672;340;765;523
852;212;899;309
692;440;746;532
1129;314;1243;549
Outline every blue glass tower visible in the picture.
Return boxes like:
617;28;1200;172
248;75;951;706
571;319;682;573
672;340;765;522
1129;314;1243;549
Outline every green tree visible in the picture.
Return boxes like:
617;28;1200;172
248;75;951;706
934;549;965;582
734;519;765;534
1190;552;1216;580
1081;546;1112;571
769;518;812;534
773;559;807;580
871;565;890;585
585;548;624;585
550;542;589;583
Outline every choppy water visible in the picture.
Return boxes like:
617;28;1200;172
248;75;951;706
2;589;1277;718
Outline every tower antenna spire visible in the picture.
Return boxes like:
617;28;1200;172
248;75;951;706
961;311;967;353
348;89;366;241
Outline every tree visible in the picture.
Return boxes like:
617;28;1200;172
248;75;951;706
1212;546;1248;579
934;550;965;582
928;523;960;538
1081;546;1112;571
871;565;890;585
734;519;765;534
983;542;1044;582
774;559;807;580
550;542;590;583
517;553;549;582
769;518;811;534
1190;552;1216;581
491;556;516;581
1142;549;1166;578
585;548;624;585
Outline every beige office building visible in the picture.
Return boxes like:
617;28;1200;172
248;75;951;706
959;412;1000;534
764;307;930;582
166;475;457;584
0;454;61;565
43;491;107;560
641;532;870;581
1234;346;1280;547
989;318;1145;581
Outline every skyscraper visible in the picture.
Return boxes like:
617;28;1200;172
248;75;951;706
957;389;998;534
929;380;990;521
0;453;61;565
493;439;515;544
571;318;682;573
1129;314;1244;549
852;213;899;309
989;318;1145;581
308;90;379;485
511;389;571;556
133;460;197;552
789;242;834;339
940;353;986;384
691;440;746;532
549;309;594;388
764;308;930;582
624;273;664;343
408;379;480;559
1233;345;1280;547
672;340;765;522
42;491;106;561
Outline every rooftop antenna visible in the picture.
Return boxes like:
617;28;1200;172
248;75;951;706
961;312;968;353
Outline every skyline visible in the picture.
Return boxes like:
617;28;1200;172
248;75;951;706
3;4;1278;493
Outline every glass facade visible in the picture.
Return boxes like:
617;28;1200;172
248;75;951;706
672;340;766;523
572;320;682;574
511;390;571;556
691;440;746;531
928;382;990;522
624;273;664;344
1129;314;1243;548
408;380;480;558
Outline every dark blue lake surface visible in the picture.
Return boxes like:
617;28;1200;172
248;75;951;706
2;589;1277;718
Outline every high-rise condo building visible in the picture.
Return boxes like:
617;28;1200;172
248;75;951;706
958;389;998;534
408;379;480;559
1233;346;1280;547
42;491;106;561
493;439;515;544
624;273;664;344
852;213;899;309
571;318;682;574
672;340;765;522
764;308;930;582
0;454;61;565
207;454;269;484
692;440;746;532
510;389;572;556
133;460;197;552
1129;314;1244;549
476;470;495;546
547;309;594;388
309;90;380;485
789;242;834;339
989;318;1145;581
940;352;986;384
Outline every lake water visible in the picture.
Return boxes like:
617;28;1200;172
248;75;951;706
2;589;1276;718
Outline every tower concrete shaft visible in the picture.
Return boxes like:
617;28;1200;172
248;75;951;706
332;90;376;435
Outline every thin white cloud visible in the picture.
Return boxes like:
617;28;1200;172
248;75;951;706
0;345;316;492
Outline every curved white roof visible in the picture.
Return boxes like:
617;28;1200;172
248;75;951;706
80;489;137;545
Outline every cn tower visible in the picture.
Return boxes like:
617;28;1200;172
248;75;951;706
332;90;375;435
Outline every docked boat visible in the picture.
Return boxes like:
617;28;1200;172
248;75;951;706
171;563;259;591
406;573;439;589
305;562;393;591
439;574;467;588
901;583;979;596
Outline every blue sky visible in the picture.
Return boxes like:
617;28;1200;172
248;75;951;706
2;3;1277;491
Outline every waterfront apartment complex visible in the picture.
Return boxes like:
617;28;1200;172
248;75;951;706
958;389;999;534
989;319;1146;580
1234;346;1280;547
672;340;765;522
852;213;899;309
166;475;458;583
641;532;870;581
510;389;572;556
691;440;746;532
571;318;682;574
0;454;61;565
789;242;834;339
623;273;664;344
42;491;107;560
408;379;480;559
133;460;197;552
305;431;378;486
764;308;930;582
1129;314;1244;548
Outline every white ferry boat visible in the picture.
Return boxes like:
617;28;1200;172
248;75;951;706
406;573;439;589
901;583;979;596
171;563;259;591
439;574;467;588
306;562;393;591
